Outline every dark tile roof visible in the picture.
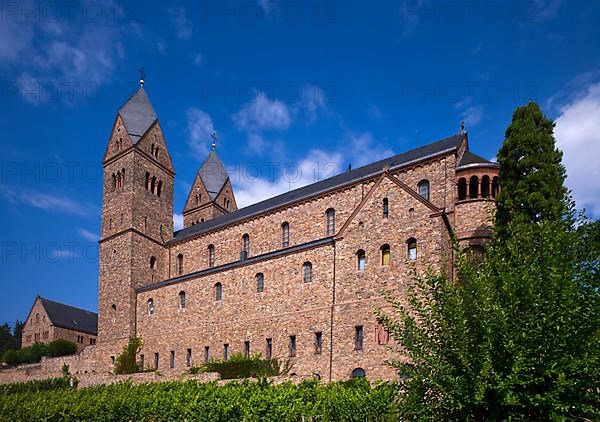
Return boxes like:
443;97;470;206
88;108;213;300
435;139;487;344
39;297;98;335
171;133;465;243
118;87;157;143
458;151;497;167
198;151;229;201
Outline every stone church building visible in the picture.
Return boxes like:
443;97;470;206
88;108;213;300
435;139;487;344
9;83;498;384
93;84;499;381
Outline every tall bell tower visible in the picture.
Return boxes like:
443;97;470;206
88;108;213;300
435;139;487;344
97;79;174;345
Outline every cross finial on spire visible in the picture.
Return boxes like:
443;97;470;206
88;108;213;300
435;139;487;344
460;121;466;135
139;67;146;87
211;130;217;150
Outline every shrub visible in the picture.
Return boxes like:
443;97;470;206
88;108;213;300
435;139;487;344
114;337;141;375
46;339;77;357
191;352;293;379
0;376;74;395
1;349;18;366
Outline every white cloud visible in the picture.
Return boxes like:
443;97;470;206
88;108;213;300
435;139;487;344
77;228;99;242
460;105;484;127
167;7;193;41
344;132;395;168
554;82;600;217
186;108;215;158
234;149;343;208
0;0;127;104
532;0;564;21
173;213;184;230
233;93;292;132
0;185;97;217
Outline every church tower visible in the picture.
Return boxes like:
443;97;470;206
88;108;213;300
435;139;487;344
183;137;237;228
98;81;174;344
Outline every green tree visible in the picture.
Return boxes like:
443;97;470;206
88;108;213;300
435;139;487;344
114;337;141;374
46;339;77;357
0;323;13;356
495;102;569;240
12;320;24;349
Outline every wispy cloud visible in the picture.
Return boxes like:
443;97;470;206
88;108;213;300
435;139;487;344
186;107;215;159
77;228;99;242
233;93;293;132
167;7;193;40
0;185;98;217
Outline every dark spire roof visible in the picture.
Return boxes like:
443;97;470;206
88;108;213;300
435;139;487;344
198;150;229;201
457;151;498;167
172;133;465;242
39;296;98;335
118;87;157;143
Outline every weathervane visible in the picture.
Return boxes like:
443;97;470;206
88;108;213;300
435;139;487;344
460;121;466;135
139;67;146;87
211;131;217;150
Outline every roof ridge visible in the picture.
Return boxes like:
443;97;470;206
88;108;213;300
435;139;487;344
172;133;464;241
39;296;97;315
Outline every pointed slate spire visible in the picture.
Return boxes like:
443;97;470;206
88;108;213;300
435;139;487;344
198;150;229;201
118;87;157;143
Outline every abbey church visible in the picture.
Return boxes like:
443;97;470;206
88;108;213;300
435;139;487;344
16;84;500;382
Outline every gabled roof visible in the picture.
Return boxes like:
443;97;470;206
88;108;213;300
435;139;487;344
171;133;465;243
39;296;98;336
198;150;229;201
457;151;499;169
118;87;157;143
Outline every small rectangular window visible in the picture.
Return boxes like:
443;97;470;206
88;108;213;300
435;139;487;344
355;326;364;351
204;346;210;363
266;338;273;359
244;341;250;359
289;335;297;357
170;351;175;369
139;354;144;369
186;348;192;367
111;356;115;365
223;344;229;361
154;352;159;369
314;332;323;355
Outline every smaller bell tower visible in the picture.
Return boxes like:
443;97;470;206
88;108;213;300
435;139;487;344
183;132;237;227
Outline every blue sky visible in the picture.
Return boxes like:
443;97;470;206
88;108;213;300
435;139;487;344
1;0;600;326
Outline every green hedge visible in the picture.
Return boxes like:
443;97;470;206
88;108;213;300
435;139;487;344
0;376;74;395
2;339;78;366
0;378;398;421
191;352;292;379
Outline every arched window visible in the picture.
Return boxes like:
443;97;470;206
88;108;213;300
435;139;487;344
151;176;156;194
491;176;499;198
326;208;335;235
381;244;391;266
242;233;250;257
303;262;313;283
150;256;157;270
481;175;490;198
281;222;290;247
215;283;222;302
457;178;467;200
177;254;184;275
351;368;366;379
407;238;417;261
418;180;430;201
178;291;186;309
148;299;155;315
208;244;215;268
469;176;479;199
256;273;264;293
157;181;163;197
357;249;366;271
145;172;150;190
382;198;389;219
